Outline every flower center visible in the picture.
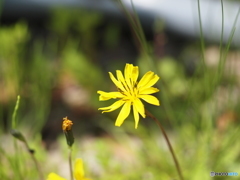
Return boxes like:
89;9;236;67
118;81;139;102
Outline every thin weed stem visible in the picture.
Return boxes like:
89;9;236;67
222;8;240;67
116;0;155;69
215;0;225;96
12;95;20;129
13;140;23;180
197;0;206;70
216;7;240;87
146;110;184;180
219;0;224;65
11;95;22;180
23;141;44;180
197;0;213;103
69;147;74;180
31;153;44;180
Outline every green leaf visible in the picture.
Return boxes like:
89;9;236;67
10;129;26;143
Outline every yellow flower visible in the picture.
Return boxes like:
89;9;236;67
47;159;91;180
62;116;73;132
98;63;160;129
73;159;91;180
47;173;66;180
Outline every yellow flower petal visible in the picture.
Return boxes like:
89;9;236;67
115;101;131;127
133;98;146;118
142;75;160;89
133;104;139;129
124;64;133;89
139;95;160;106
116;70;129;91
109;72;126;91
97;91;124;101
137;71;154;88
98;100;125;113
139;87;159;94
131;66;139;84
47;173;66;180
74;159;85;180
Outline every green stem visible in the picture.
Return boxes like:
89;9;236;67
12;95;20;129
23;141;44;180
219;0;224;64
31;154;44;180
221;8;240;76
12;95;22;179
197;0;206;70
146;110;184;180
69;147;74;180
13;140;23;180
116;0;155;69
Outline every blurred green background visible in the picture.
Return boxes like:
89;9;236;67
0;5;239;180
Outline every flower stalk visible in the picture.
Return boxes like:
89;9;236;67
47;117;91;180
97;64;184;179
69;147;74;180
146;110;184;180
62;117;74;180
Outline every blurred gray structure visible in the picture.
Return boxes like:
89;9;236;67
1;0;240;46
124;0;240;47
